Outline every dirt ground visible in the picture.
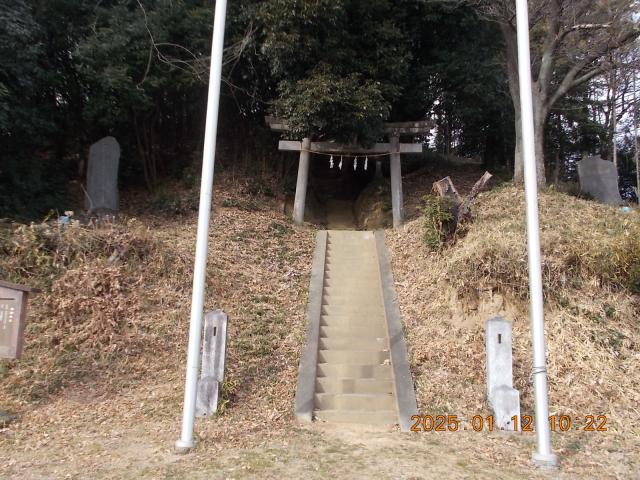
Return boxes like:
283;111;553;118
1;376;617;479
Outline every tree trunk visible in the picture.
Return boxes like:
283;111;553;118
611;66;618;167
514;110;523;181
634;74;639;202
553;114;564;187
501;21;547;187
512;100;547;187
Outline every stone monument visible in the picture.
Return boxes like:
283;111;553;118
85;136;120;212
577;155;623;205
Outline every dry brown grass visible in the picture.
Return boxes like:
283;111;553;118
0;173;315;444
386;183;640;474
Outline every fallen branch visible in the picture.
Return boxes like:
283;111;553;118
457;171;493;222
432;171;493;235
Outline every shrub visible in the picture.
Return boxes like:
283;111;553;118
421;195;454;251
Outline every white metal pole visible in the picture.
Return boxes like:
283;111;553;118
175;0;228;453
634;73;639;198
514;0;558;467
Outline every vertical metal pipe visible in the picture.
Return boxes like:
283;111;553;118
514;0;558;467
175;0;228;453
634;74;639;198
293;138;311;225
611;62;618;168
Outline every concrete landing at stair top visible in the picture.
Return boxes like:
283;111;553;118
295;230;418;431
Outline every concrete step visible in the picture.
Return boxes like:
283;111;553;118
319;337;387;351
320;315;386;328
321;294;382;303
326;256;376;263
321;305;385;316
320;313;386;322
324;269;379;278
326;256;376;262
325;254;375;260
322;297;385;319
322;300;383;311
323;280;380;289
327;242;373;248
314;409;397;425
314;393;396;411
327;253;375;258
318;349;389;364
322;289;381;299
326;247;374;253
320;325;387;337
326;250;375;257
322;278;381;288
316;377;394;394
327;233;374;239
324;263;377;270
317;363;392;379
323;288;382;299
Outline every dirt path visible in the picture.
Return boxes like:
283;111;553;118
326;200;356;229
2;379;628;479
0;393;545;480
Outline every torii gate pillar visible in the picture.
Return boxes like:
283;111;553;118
293;137;311;225
390;135;404;228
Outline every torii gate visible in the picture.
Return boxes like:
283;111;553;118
176;0;558;467
265;116;432;227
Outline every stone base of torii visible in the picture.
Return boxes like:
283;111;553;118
266;117;433;228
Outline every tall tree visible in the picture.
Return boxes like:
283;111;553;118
257;0;420;144
0;0;92;216
478;0;640;186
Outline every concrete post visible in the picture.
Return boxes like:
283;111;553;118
485;317;520;431
389;136;404;228
293;137;311;225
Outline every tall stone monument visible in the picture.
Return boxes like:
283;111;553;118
85;136;120;213
577;155;623;205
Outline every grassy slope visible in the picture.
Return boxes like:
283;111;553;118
387;177;640;477
0;175;315;453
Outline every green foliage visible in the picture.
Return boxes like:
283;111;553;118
410;3;513;164
0;0;75;217
147;188;198;215
258;0;413;142
77;1;214;189
421;195;453;251
274;67;389;145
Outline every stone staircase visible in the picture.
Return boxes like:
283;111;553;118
313;230;398;425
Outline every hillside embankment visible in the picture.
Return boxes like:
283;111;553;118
387;177;640;476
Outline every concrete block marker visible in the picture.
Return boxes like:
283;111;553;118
195;310;228;417
485;316;520;431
